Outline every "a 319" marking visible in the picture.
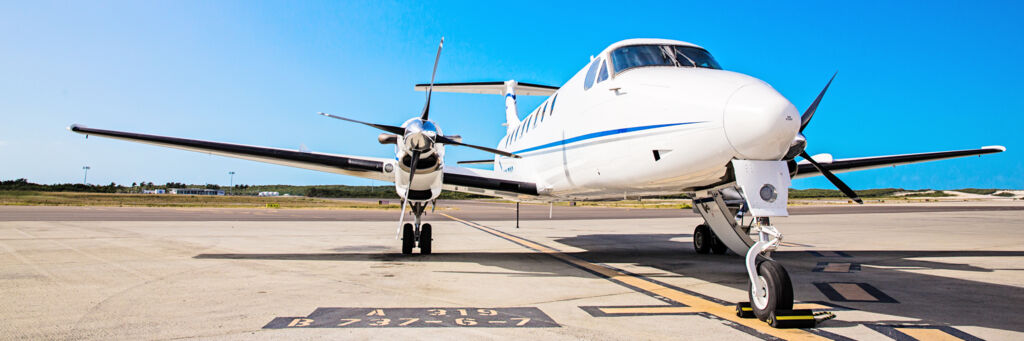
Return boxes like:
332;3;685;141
264;307;559;328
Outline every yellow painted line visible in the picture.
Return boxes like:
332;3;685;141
823;263;851;273
442;213;828;340
793;303;832;310
830;283;877;301
600;306;696;314
895;328;963;341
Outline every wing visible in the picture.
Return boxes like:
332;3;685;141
69;124;393;182
793;146;1006;179
414;81;558;96
69;124;540;197
442;166;539;198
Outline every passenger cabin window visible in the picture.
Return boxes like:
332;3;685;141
583;58;602;90
549;94;557;116
611;45;721;74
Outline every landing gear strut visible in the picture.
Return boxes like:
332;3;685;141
401;202;433;255
745;217;793;321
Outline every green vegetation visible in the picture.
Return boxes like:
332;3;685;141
954;188;999;195
901;190;955;197
0;191;398;209
0;179;488;199
3;179;1018;208
789;188;913;198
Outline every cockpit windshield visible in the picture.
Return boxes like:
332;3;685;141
611;45;722;74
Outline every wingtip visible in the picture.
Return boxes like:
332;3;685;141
982;145;1007;152
68;124;83;132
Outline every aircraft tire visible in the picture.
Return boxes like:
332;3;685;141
401;223;414;255
710;233;728;254
693;224;711;254
749;258;794;321
419;223;432;254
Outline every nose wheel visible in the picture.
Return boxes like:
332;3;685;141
401;223;415;254
401;222;432;255
419;223;432;254
749;257;793;321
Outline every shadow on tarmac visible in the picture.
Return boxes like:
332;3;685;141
195;233;1024;332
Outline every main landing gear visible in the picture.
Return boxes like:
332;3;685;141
692;224;728;254
401;202;432;255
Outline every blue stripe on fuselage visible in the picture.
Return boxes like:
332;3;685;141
510;122;704;155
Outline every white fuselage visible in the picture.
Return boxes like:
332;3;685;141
494;39;800;200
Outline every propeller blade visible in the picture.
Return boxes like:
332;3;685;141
396;190;409;239
799;72;837;132
319;112;405;135
800;151;863;204
421;37;444;120
437;135;521;158
396;150;422;239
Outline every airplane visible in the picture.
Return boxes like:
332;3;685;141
69;37;1006;326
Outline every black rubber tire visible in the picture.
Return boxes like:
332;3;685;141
710;234;728;254
693;224;711;254
419;223;432;254
401;223;414;255
748;258;794;321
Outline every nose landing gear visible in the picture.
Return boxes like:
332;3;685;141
733;216;823;328
400;203;433;255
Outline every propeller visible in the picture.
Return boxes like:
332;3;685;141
436;135;520;158
319;112;404;135
421;37;443;121
396;150;421;238
318;38;520;159
799;72;837;132
790;72;863;204
319;37;522;237
799;151;863;204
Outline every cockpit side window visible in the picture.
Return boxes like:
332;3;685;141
597;62;609;83
583;58;602;90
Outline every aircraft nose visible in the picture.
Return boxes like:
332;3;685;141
722;83;800;160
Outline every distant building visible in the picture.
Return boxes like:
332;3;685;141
142;189;166;194
258;191;280;197
169;188;224;196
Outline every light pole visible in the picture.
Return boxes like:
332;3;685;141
82;166;90;184
228;171;235;195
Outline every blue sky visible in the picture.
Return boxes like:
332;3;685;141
1;1;1020;189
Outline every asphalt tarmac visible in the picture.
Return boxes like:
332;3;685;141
1;202;1022;340
1;200;1021;221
